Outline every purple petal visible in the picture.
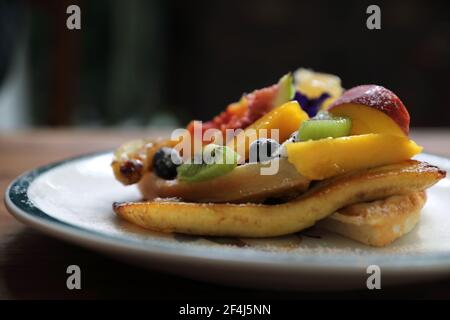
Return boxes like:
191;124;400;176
293;91;331;117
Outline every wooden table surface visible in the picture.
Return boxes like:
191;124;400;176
1;128;450;299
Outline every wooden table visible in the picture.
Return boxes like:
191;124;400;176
1;128;450;299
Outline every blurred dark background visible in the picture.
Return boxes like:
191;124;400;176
0;0;449;129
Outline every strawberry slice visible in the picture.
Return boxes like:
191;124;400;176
187;83;279;138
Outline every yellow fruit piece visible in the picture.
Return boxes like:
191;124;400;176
294;68;343;109
228;101;309;160
329;104;406;137
286;134;423;180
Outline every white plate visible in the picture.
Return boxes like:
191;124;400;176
5;152;450;290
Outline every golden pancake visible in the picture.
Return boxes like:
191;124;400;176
114;160;443;238
319;191;425;246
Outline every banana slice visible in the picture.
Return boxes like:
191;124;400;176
138;158;310;203
114;160;445;237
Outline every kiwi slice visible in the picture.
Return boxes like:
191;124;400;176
177;145;238;182
298;116;352;141
272;73;295;108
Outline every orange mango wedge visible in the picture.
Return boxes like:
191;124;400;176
228;101;309;160
286;134;422;180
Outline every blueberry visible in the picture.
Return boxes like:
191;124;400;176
249;138;280;162
152;147;181;180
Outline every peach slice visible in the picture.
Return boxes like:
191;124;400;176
286;134;422;180
328;85;410;136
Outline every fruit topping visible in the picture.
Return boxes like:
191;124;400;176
329;85;410;136
140;158;310;203
272;73;296;109
186;73;295;139
249;138;280;162
297;116;352;141
229;101;309;160
286;133;422;180
294;68;343;110
112;138;178;185
177;145;238;182
293;91;330;117
152;147;181;180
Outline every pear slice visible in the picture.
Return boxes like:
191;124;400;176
138;158;310;203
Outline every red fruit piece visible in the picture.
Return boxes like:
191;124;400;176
329;85;410;136
187;83;279;138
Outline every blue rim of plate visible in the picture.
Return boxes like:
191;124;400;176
4;151;450;272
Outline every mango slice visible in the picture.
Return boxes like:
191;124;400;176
228;101;309;160
286;134;422;180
